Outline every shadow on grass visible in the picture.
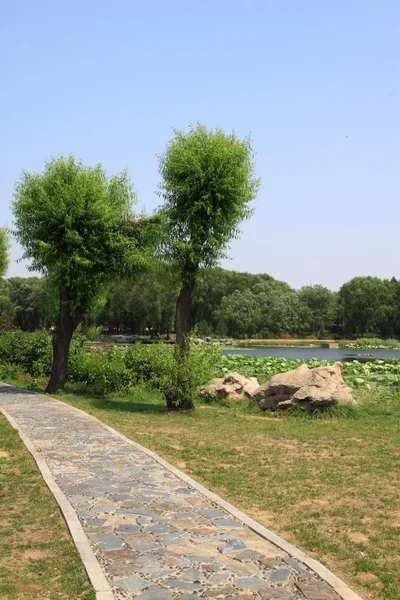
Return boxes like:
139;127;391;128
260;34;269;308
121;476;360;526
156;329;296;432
90;396;167;415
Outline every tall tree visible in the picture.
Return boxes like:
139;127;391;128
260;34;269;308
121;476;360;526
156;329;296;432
158;123;260;409
298;285;337;337
338;276;395;337
13;155;148;392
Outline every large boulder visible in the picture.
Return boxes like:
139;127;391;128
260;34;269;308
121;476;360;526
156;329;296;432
199;372;259;401
253;362;354;411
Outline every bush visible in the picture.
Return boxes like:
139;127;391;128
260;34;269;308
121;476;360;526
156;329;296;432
0;330;52;376
0;331;221;397
124;343;174;389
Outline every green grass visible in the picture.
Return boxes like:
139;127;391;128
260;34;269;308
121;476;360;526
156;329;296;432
4;373;400;600
0;412;95;600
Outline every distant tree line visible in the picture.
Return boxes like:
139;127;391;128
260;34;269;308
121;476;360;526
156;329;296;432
2;271;400;339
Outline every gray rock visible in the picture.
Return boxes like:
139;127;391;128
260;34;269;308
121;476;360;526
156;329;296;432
253;362;354;411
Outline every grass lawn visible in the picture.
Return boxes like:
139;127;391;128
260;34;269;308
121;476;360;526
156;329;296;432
3;376;400;600
0;412;95;600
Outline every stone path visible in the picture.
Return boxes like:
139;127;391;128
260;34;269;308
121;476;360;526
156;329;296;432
0;384;358;600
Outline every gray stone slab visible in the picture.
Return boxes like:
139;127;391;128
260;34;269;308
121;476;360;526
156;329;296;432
127;539;160;552
136;588;173;600
236;577;270;591
114;574;150;592
218;538;247;554
283;557;307;573
210;517;243;529
178;568;205;582
90;533;124;551
85;517;107;527
199;508;227;519
115;524;141;534
269;568;291;583
164;579;203;591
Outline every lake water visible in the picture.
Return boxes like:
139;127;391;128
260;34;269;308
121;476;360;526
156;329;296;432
222;346;400;362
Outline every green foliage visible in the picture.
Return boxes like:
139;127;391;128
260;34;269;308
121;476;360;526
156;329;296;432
298;285;338;336
0;330;52;376
344;338;400;350
12;155;146;317
338;276;396;338
0;228;10;278
158;123;260;279
216;354;400;389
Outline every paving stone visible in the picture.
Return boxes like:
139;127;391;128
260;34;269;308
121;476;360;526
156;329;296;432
283;558;307;573
165;579;203;591
170;512;197;519
218;539;247;554
115;523;141;534
145;523;177;534
236;577;270;591
258;591;297;599
200;508;227;519
268;569;291;583
211;518;243;529
90;532;124;550
84;517;107;527
258;556;281;568
234;549;262;562
114;574;150;592
91;504;116;514
68;494;91;504
125;539;159;552
136;587;173;599
295;581;342;600
178;568;205;582
208;572;230;585
204;585;238;598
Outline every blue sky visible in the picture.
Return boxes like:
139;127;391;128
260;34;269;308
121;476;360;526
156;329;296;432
1;0;398;290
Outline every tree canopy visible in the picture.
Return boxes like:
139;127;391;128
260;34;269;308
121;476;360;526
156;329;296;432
12;154;150;392
157;124;260;409
158;123;260;282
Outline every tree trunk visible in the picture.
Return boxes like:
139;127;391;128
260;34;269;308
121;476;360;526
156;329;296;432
166;282;195;412
175;282;195;351
45;290;81;394
80;316;89;336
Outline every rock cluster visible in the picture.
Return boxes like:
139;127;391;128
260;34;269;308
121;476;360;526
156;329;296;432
200;362;354;410
252;362;354;411
199;372;259;400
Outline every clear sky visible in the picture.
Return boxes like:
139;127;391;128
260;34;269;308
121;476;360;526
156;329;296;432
1;0;399;290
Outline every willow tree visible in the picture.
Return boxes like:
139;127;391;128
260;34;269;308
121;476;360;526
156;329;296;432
158;124;260;410
13;154;151;393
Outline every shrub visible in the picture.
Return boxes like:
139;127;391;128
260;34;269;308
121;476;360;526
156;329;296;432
0;330;52;376
124;343;174;390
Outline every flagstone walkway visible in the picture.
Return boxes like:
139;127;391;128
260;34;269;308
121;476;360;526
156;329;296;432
0;384;361;600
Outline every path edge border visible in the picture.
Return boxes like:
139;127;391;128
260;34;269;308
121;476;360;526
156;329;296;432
0;402;114;600
0;383;364;600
